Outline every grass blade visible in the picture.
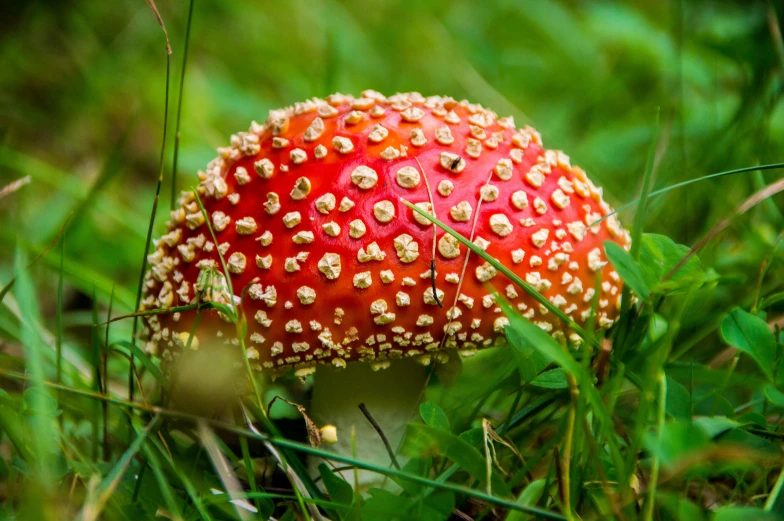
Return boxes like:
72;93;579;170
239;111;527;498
56;223;65;389
592;162;784;226
130;16;173;414
401;198;591;343
0;367;569;520
630;109;660;260
13;246;57;493
198;420;254;520
91;286;101;463
143;437;184;520
79;415;162;521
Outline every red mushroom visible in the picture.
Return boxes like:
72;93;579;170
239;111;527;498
140;91;629;486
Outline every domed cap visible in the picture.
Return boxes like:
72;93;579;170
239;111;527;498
140;91;630;376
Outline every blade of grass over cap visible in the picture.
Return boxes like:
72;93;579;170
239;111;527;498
401;198;591;344
192;188;237;317
604;241;652;301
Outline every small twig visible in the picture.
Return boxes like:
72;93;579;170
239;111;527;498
429;259;442;307
0;175;31;200
97;302;205;326
358;403;400;470
767;0;784;72
267;395;326;448
452;508;474;521
144;0;172;54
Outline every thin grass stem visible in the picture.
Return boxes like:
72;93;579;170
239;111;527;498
170;0;196;210
643;372;667;521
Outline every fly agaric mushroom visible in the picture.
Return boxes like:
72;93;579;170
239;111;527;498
140;91;629;486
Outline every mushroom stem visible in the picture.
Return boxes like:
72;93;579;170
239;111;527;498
309;359;428;491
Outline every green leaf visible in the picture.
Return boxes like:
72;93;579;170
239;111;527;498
0;392;34;462
604;241;651;300
766;385;784;408
506;324;552;383
638;234;709;294
718;429;776;455
720;307;776;381
648;314;669;344
645;421;710;467
657;493;706;521
694;417;740;438
279;509;298;521
506;479;547;521
498;294;625;475
360;488;452;521
403;423;510;497
394;457;431;496
713;506;782;521
419;402;450;431
318;463;353;508
531;369;569;389
500;298;582;383
423;491;455;521
736;412;767;429
360;489;410;521
458;428;484;446
22;387;59;417
111;341;169;389
210;301;237;323
760;292;784;310
665;375;691;421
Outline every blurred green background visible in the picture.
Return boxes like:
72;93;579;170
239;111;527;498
0;0;783;370
1;1;784;518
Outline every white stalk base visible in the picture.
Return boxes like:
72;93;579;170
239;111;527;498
309;359;428;492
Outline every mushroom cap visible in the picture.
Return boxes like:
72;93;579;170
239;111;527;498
141;91;630;376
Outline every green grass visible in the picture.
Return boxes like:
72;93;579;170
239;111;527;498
1;0;784;520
